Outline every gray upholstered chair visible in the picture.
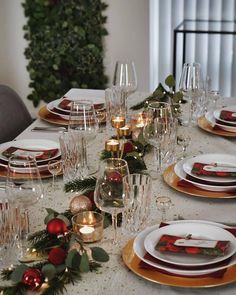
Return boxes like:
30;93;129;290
0;85;33;144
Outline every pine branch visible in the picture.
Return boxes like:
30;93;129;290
64;177;97;193
100;150;112;160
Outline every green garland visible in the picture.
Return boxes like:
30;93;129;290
64;135;150;194
130;75;183;111
0;208;109;295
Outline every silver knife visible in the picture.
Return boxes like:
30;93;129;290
31;126;67;132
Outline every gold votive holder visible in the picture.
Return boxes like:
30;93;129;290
111;115;126;129
105;139;120;152
117;125;131;138
72;211;104;243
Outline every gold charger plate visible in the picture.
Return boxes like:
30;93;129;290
38;106;69;126
198;116;236;137
163;164;236;199
122;239;236;288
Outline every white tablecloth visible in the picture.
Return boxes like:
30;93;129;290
8;94;236;294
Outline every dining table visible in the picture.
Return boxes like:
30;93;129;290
2;92;236;295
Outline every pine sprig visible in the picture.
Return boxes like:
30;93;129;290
0;283;28;295
64;177;97;193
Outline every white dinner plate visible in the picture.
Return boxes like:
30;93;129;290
214;106;236;126
144;222;236;267
205;111;236;132
47;100;70;120
133;220;236;276
174;158;236;192
0;139;60;164
182;154;236;184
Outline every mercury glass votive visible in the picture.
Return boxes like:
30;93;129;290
111;115;126;129
72;211;104;243
105;139;120;152
117;125;131;138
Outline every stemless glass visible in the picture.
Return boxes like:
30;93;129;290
68;100;99;178
6;155;43;259
179;62;204;125
113;60;138;111
94;158;129;245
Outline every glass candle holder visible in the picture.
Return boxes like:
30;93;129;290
72;211;104;243
111;115;126;129
105;139;120;152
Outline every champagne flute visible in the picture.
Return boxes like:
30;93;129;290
5;155;43;259
48;159;62;192
113;60;138;112
179;62;204;126
68;100;99;178
94;158;129;245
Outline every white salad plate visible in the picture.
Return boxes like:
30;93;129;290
174;158;236;192
182;153;236;184
213;106;236;126
133;220;236;276
143;222;236;267
205;111;236;132
0;139;60;164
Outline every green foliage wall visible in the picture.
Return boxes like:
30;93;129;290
23;0;108;107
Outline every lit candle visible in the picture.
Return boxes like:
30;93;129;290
80;225;95;234
105;139;120;152
118;125;131;137
111;115;126;129
72;211;104;243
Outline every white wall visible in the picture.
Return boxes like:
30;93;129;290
0;0;149;117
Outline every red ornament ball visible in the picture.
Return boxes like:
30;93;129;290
69;195;93;214
48;247;67;265
107;171;122;183
22;268;43;290
47;218;67;236
123;142;135;154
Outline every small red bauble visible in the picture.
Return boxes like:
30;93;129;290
107;171;122;183
123;142;135;154
48;247;67;265
47;218;67;236
22;268;43;290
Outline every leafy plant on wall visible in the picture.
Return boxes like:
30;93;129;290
22;0;108;107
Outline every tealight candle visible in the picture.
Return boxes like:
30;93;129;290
72;211;104;243
111;115;126;129
105;139;120;152
117;125;131;138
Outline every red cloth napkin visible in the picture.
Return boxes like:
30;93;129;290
138;222;236;278
59;98;104;110
191;162;236;178
220;110;236;122
2;147;58;161
155;234;229;256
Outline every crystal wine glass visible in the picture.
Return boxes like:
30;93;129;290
48;159;62;192
94;158;129;245
68;100;99;178
113;60;138;112
143;102;173;176
156;196;173;222
5;155;43;259
179;62;204;126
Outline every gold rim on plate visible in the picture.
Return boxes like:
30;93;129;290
122;239;236;288
197;116;236;137
163;164;236;199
